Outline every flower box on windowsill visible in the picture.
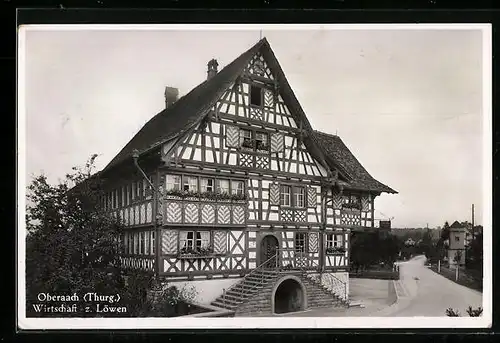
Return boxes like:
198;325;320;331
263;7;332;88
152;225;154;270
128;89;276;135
165;195;182;200
326;251;346;256
326;247;346;255
341;207;361;214
178;254;215;260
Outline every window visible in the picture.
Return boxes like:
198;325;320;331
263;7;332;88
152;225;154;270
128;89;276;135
142;180;147;199
151;231;156;255
145;232;150;255
183;176;198;192
180;231;210;251
166;174;181;191
134;233;139;254
121;187;125;207
281;185;291;206
343;194;361;209
201;178;214;193
217;179;230;194
122;234;127;254
139;232;145;255
295;233;306;253
327;234;343;248
255;132;268;151
231;181;244;195
280;185;304;207
137;180;142;200
250;85;262;106
126;185;130;206
455;236;460;242
294;186;305;208
240;129;252;148
131;182;136;201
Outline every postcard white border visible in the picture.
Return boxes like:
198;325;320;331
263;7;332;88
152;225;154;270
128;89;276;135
17;23;492;330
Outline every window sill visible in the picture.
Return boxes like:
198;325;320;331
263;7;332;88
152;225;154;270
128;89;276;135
178;254;214;259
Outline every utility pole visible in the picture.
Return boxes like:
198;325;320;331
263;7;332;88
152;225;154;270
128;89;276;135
472;204;475;237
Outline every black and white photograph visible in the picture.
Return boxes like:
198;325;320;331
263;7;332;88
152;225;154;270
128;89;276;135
17;24;491;329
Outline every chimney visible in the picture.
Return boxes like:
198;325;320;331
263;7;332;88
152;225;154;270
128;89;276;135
207;58;219;80
164;86;179;109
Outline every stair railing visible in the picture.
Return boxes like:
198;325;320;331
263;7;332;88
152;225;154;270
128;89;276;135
310;272;348;304
218;251;280;307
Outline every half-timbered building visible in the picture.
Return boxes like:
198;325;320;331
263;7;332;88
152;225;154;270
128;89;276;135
98;38;397;315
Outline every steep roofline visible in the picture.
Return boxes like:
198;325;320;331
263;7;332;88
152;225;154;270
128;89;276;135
102;38;268;175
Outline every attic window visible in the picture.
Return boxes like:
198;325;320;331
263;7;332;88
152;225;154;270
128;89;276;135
250;85;262;106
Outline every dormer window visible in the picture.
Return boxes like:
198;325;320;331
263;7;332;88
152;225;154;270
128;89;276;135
250;85;263;106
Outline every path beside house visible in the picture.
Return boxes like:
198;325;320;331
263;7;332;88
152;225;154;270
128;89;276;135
376;255;483;317
281;255;483;317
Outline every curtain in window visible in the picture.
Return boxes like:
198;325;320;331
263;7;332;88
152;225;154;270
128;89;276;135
179;231;188;249
199;231;210;248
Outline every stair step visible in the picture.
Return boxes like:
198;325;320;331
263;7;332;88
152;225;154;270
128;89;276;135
220;293;247;301
211;301;237;310
214;297;242;306
245;276;275;284
225;290;251;299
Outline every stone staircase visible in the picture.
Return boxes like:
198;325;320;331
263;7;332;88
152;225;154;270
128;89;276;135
211;269;280;311
211;269;349;315
302;273;350;308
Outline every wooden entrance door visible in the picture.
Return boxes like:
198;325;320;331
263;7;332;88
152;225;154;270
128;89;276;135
260;235;279;269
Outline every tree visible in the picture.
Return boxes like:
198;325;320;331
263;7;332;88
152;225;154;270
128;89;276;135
440;221;450;242
466;232;483;270
26;155;127;317
25;156;196;317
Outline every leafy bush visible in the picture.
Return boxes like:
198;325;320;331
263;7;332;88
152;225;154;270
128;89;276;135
446;306;482;317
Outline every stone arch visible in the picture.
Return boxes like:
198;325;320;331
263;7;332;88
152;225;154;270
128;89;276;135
271;275;307;314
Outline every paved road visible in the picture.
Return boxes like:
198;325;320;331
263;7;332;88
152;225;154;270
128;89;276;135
380;255;483;317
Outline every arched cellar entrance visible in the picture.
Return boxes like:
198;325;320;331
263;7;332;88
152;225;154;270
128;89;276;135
272;276;307;314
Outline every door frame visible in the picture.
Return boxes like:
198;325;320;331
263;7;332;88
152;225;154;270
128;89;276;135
257;233;281;267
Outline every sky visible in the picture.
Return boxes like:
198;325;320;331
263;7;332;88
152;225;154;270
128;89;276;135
21;25;487;229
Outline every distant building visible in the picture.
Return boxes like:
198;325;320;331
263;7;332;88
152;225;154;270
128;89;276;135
447;221;467;266
404;238;415;246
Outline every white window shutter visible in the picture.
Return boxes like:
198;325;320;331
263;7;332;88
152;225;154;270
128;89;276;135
226;125;240;148
269;183;280;206
308;232;319;253
307;187;317;208
270;132;284;153
213;231;228;255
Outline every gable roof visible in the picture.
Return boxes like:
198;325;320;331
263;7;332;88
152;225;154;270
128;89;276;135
313;131;397;194
450;220;466;229
103;38;268;172
101;37;396;194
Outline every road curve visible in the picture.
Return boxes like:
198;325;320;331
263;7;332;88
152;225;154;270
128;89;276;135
382;256;483;317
